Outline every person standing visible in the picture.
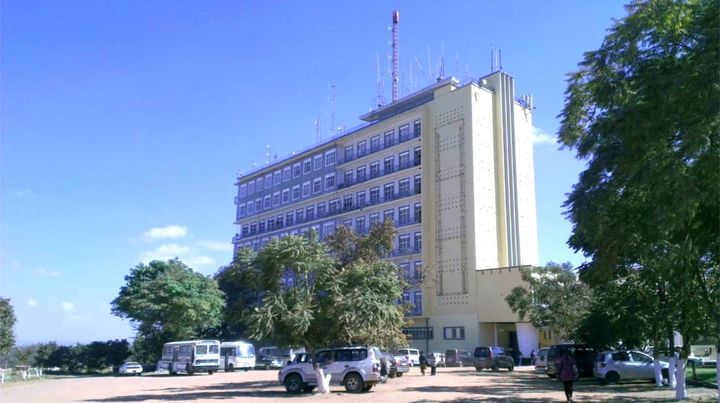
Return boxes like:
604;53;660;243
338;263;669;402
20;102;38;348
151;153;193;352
530;349;536;365
557;350;578;403
429;353;437;375
419;351;427;375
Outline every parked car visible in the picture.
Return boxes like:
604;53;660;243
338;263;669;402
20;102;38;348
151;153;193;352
473;346;514;371
534;347;550;372
397;348;420;366
429;352;446;367
689;345;718;367
595;350;669;383
255;353;285;370
258;346;305;364
278;346;383;393
380;350;397;378
393;355;410;377
445;349;473;367
546;344;596;379
118;361;143;376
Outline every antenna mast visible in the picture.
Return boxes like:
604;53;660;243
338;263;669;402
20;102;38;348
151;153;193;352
315;117;321;143
330;83;336;133
391;10;399;102
376;50;385;108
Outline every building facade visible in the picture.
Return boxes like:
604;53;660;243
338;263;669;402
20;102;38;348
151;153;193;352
233;71;540;356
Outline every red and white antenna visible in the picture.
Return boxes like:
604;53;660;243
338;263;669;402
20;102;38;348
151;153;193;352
391;10;399;102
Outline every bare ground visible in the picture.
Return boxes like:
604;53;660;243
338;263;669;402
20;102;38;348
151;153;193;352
1;366;717;402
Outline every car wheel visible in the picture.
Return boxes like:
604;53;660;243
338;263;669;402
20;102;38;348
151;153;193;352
547;373;556;378
396;372;403;377
168;364;176;375
186;364;194;375
491;364;499;372
475;366;482;372
208;370;215;375
228;364;234;372
284;374;303;394
605;371;620;383
508;363;514;372
344;373;364;393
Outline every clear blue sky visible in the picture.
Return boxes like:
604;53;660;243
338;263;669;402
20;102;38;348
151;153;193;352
1;0;627;345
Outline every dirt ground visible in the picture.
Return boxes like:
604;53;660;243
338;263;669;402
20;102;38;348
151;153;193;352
1;366;717;402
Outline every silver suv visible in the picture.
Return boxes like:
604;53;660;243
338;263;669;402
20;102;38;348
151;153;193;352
278;346;382;393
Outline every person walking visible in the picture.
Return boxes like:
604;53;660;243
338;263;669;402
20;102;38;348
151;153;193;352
530;349;536;366
557;350;578;403
419;351;428;376
429;353;437;375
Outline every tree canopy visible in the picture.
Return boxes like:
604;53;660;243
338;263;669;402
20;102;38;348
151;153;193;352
0;297;16;357
558;0;719;350
111;259;225;362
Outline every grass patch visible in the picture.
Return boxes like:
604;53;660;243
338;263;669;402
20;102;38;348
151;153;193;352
687;366;717;385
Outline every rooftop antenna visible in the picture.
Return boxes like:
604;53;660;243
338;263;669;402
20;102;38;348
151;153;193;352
330;83;336;133
490;46;495;72
391;10;399;102
439;42;445;79
414;56;429;83
314;117;321;143
376;50;385;108
498;49;503;71
265;145;271;164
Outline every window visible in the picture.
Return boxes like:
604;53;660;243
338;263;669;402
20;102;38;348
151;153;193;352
242;224;249;236
414;147;421;165
369;187;380;204
384;130;395;148
414;203;422;223
369;213;380;226
238;203;246;218
324;173;335;190
399;234;410;252
302;181;311;197
355;216;366;234
306;206;315;221
413;261;423;282
274;170;282;185
317;202;326;217
356;191;366;208
273;191;280;206
343;219;352;228
328;198;339;214
414;175;422;194
264;195;271;209
283;167;291;181
292;185;301;200
357;140;367;157
412;291;423;315
443;326;465;340
258;220;266;233
303;158;312;174
399;206;410;224
248;180;255;195
322;222;335;238
277;214;284;228
255;198;261;212
384;209;394;223
293;163;301;178
414;233;422;251
344;170;353;186
296;209;304;224
344;146;354;162
250;223;257;235
384;183;394;200
286;212;294;227
402;327;433;340
311;177;322;193
384;156;395;174
356;166;367;182
399;124;410;142
282;189;290;203
370;161;380;178
247;200;255;214
265;174;273;189
399;178;410;196
239;183;247;197
413;119;421;137
343;195;353;211
399;263;410;279
370;135;380;152
325;150;336;166
399;151;410;169
314;155;323;170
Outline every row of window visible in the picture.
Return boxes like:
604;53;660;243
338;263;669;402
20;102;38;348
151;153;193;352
401;290;423;316
238;149;337;198
340;120;421;164
401;326;467;340
339;147;421;189
237;173;337;218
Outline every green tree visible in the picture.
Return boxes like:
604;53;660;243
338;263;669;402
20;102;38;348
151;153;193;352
111;259;225;363
214;247;262;339
558;0;719;398
505;262;591;340
0;298;17;357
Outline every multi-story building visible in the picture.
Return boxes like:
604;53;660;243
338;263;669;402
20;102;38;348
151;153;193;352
233;71;540;356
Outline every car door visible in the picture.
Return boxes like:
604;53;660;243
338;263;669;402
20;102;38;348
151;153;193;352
629;351;654;379
324;349;349;384
611;351;632;378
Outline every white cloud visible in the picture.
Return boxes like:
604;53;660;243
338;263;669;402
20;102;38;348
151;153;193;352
532;126;556;146
198;241;233;252
62;302;75;311
27;299;39;307
187;256;216;267
143;225;188;241
139;244;216;269
35;268;63;277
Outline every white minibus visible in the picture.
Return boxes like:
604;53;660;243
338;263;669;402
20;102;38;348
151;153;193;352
157;340;220;375
220;341;256;371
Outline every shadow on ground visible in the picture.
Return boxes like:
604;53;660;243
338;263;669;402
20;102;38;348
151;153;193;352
84;380;297;401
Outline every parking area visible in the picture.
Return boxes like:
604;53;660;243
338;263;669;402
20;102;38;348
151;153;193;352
2;366;717;402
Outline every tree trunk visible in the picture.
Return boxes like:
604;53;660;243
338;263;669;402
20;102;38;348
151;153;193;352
669;356;677;389
674;358;687;400
315;366;330;394
653;358;663;387
715;351;719;402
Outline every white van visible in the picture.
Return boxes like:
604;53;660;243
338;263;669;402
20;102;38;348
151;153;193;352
397;348;420;366
220;341;256;372
157;340;220;375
